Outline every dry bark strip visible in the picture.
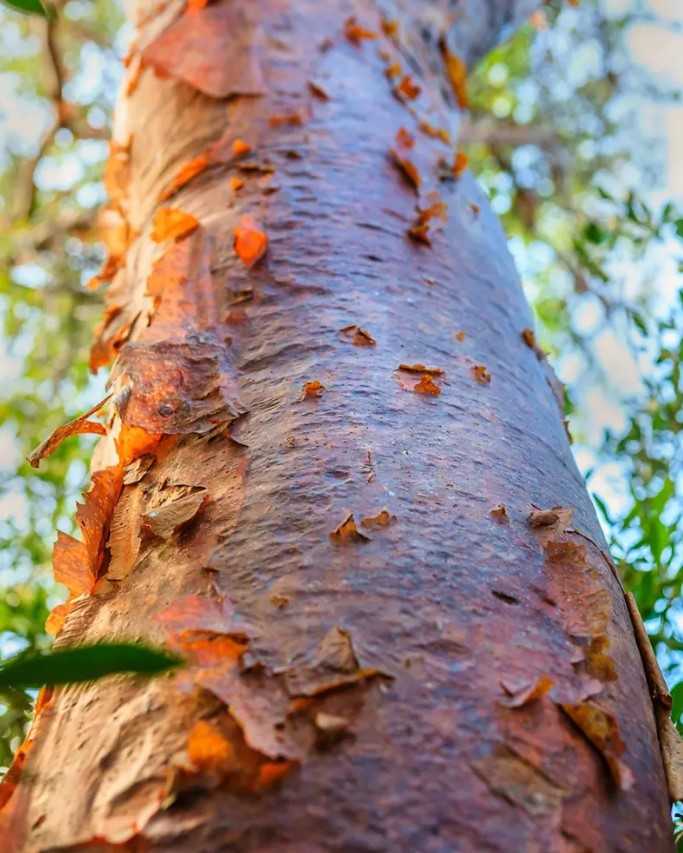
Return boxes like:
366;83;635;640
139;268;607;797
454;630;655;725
0;1;675;852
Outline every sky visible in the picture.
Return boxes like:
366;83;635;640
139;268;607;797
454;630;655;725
555;0;683;514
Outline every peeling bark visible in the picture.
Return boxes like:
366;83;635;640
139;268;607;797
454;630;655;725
0;1;675;851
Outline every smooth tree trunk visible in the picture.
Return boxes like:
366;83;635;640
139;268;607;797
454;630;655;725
0;1;676;850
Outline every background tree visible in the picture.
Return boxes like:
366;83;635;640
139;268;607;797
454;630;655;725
0;0;682;849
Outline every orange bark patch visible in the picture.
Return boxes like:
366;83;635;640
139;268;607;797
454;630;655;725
27;394;111;468
330;513;370;544
396;364;444;395
112;339;246;436
196;664;299;760
390;128;420;191
33;687;54;718
522;327;536;348
236;162;275;176
98;205;131;260
45;602;71;636
414;375;442;396
157;594;251;641
408;201;448;245
269;111;307;128
500;673;553;708
85;254;119;291
89;299;137;374
125;53;144;96
419;121;450;144
53;466;123;597
159;154;210;201
145;245;188;305
225;307;248;325
441;46;468;108
455;331;466;342
453;151;468;177
521;327;546;360
385;61;402;80
229;177;244;192
344;16;376;44
395;75;421;100
103;141;131;211
115;424;161;468
490;504;508;523
144;231;218;335
309;80;329;100
302;380;325;399
340;325;376;346
254;760;295;791
187;0;209;12
396;127;414;149
586;635;618;682
471;365;491;384
560;701;634;791
151;207;200;243
381;18;399;38
181;634;247;666
398;364;444;375
142;3;265;99
52;533;92;597
232;138;251;157
360;510;395;530
233;215;268;268
188;721;233;772
528;506;573;530
0;737;30;817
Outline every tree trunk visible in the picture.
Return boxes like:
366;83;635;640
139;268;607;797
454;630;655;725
0;1;675;850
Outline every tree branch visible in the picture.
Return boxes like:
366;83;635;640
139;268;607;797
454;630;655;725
12;14;65;220
458;118;560;149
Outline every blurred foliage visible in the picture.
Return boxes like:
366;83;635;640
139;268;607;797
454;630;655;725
0;0;123;766
0;4;682;837
468;3;683;677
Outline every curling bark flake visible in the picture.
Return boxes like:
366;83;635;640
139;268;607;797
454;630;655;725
0;0;677;850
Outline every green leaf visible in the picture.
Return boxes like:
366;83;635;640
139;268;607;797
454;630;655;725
671;681;683;732
0;0;47;16
0;643;183;689
675;219;683;240
631;311;648;336
591;492;613;526
584;222;607;244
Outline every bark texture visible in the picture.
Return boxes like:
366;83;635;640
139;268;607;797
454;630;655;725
0;1;674;851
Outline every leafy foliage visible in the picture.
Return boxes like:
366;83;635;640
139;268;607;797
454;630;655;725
469;4;683;680
0;0;123;767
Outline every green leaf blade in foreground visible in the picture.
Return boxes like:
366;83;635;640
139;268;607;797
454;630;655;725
0;643;183;689
0;0;47;16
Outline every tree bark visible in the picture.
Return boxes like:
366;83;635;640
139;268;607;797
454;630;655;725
0;1;674;851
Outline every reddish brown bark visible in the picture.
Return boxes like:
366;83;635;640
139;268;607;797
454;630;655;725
0;1;675;850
